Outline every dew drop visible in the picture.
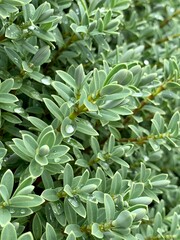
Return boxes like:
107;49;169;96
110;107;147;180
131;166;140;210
68;197;79;208
10;208;15;214
144;60;149;65
49;213;53;221
144;156;149;161
14;107;24;114
87;194;96;202
13;58;19;64
41;76;51;85
20;209;26;214
65;124;75;134
28;25;37;30
23;29;28;34
101;162;109;170
57;203;61;210
31;91;40;98
53;209;57;214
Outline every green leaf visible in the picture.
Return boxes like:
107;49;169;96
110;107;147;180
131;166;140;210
14;186;34;196
95;168;106;192
56;70;76;89
79;184;97;193
2;112;22;124
112;210;133;228
32;29;56;42
66;232;76;240
27;117;48;131
64;197;77;224
38;129;56;148
46;223;57;240
22;134;38;157
32;2;51;22
100;84;123;96
5;23;21;39
110;171;122;195
4;47;22;68
10;207;33;218
130;182;144;199
104;194;115;222
0;184;10;203
10;194;44;208
1;169;14;198
29;160;44;177
1;222;17;239
43;98;63;122
129;197;152;205
104;63;127;85
68;198;86;218
0;78;14;93
168;111;180;135
5;0;31;5
52;81;74;101
91;223;103;239
0;93;18;103
31;46;50;66
13;177;33;196
65;224;83;238
32;213;42;240
76;119;98;136
48;145;69;159
41;189;59;202
18;232;34;240
151;180;170;187
35;153;48;166
87;200;98;224
0;208;11;226
83;97;98;112
131;208;147;221
63;163;74;187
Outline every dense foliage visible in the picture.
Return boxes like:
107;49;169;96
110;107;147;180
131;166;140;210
0;0;180;239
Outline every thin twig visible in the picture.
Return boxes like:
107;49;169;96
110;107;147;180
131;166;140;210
160;9;180;28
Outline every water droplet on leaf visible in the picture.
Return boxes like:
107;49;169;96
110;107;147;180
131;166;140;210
41;76;51;85
14;107;24;114
28;25;37;30
87;194;96;202
65;124;75;134
144;60;149;65
10;208;15;214
101;162;109;170
20;209;26;214
68;197;79;208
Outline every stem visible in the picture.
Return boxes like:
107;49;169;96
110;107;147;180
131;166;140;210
156;33;180;44
44;34;79;74
69;94;99;120
160;9;180;28
123;84;165;125
0;35;6;42
118;133;170;144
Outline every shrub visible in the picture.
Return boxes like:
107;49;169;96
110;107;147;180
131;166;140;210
0;0;180;239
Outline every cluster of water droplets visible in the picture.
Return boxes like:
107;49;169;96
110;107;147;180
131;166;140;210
9;208;26;214
51;203;62;216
